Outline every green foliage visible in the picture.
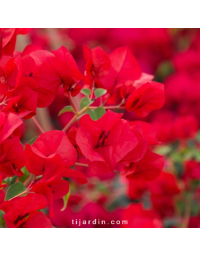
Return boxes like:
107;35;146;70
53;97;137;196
174;161;183;177
154;145;172;156
4;176;17;186
5;182;26;201
61;190;70;211
87;107;106;121
0;210;5;228
191;199;200;216
81;88;91;97
0;210;5;219
80;97;93;109
196;131;200;142
94;88;107;98
155;60;174;82
20;166;30;183
58;106;75;116
29;136;38;145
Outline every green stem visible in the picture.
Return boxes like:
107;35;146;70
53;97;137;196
62;105;90;132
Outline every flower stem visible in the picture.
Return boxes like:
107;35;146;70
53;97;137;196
62;105;90;132
74;163;89;167
62;115;78;132
69;93;79;113
32;116;45;133
24;174;35;187
89;79;95;101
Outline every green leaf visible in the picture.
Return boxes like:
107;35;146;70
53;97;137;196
80;97;93;109
19;166;30;183
87;107;106;121
61;190;70;211
0;210;5;219
4;176;17;186
155;61;174;82
58;106;75;116
5;182;26;201
94;88;107;98
174;161;183;177
0;210;5;228
81;88;91;97
29;136;38;145
86;110;96;120
196;131;200;142
154;145;172;155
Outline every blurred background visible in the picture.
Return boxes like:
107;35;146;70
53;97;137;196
14;28;200;227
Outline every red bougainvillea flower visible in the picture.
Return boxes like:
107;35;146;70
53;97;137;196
21;44;43;57
24;131;87;218
152;112;199;143
0;28;30;59
2;86;37;119
98;46;142;92
25;130;87;182
52;46;83;97
134;72;154;89
25;151;66;180
0;137;24;177
125;81;165;117
184;160;200;181
121;149;164;181
0;56;18;102
8;76;55;109
35;46;83;99
122;203;163;228
76;110;138;174
0;49;57;108
31;174;70;218
83;45;111;85
174;115;198;140
148;171;180;218
0;193;52;228
0;112;22;143
120;72;154;101
130;121;158;146
128;180;147;200
118;120;163;182
25;130;77;173
120;120;159;164
30;167;87;218
119;122;148;165
11;50;58;108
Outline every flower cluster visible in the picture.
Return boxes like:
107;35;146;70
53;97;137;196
29;28;200;228
0;28;166;228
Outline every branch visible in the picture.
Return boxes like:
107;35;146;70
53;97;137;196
62;105;90;132
74;163;89;167
69;93;79;113
32;116;44;133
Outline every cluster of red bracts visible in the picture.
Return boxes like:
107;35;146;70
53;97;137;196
0;36;165;119
75;110;164;180
0;28;165;228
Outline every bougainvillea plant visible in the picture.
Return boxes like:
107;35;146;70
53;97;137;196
0;28;165;228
